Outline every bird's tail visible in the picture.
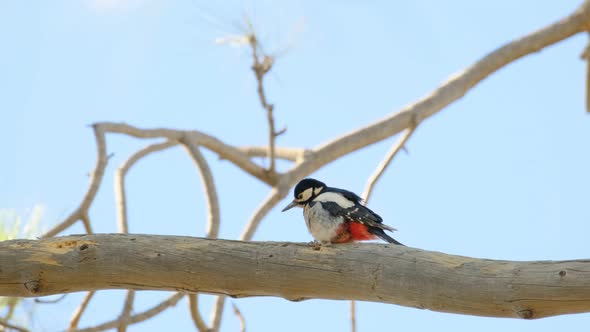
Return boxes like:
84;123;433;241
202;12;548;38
369;228;405;246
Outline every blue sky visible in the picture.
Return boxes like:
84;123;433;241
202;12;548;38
1;0;589;331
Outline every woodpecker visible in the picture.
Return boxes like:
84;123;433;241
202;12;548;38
281;178;403;245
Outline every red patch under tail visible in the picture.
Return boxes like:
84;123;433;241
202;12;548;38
348;222;377;241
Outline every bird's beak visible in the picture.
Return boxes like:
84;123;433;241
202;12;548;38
281;200;298;212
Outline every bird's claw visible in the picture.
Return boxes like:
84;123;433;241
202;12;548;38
308;241;322;251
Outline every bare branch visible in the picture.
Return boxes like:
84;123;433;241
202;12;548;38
350;300;356;332
115;141;177;233
231;302;246;332
581;32;590;113
93;123;277;185
209;296;225;332
113;143;178;332
285;1;590;183
34;294;67;304
0;319;29;332
181;140;220;239
240;187;290;241
68;291;95;330
4;235;590;320
247;28;280;173
80;213;93;234
73;292;184;332
117;291;135;332
188;294;210;332
182;140;224;332
236;146;308;162
362;123;418;202
42;126;107;238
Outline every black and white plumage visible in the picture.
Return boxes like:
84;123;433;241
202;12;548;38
281;178;403;245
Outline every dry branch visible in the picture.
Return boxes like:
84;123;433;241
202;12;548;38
2;234;590;320
181;140;221;239
42;127;107;238
362;124;418;202
68;291;95;330
94;123;277;185
0;319;29;332
284;1;590;184
237;146;308;162
73;292;184;332
114;141;177;233
231;302;246;332
188;294;209;332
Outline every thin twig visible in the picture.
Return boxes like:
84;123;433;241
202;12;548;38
2;298;18;321
0;320;29;332
115;141;177;233
188;294;210;332
117;291;135;332
68;291;96;330
362;122;419;202
350;300;356;332
34;294;67;304
80;213;93;234
240;186;291;241
581;33;590;113
231;302;246;332
247;26;280;173
73;293;184;332
42;126;107;238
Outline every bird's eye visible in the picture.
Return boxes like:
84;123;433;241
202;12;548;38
297;194;302;199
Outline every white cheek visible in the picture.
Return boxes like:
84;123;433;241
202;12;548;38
314;192;354;208
300;188;313;202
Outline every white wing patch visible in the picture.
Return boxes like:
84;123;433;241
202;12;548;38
313;192;354;208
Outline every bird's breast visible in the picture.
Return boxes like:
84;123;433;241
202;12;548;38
304;203;344;243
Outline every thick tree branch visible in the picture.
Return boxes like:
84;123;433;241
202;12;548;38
3;234;590;320
181;140;224;331
284;1;590;182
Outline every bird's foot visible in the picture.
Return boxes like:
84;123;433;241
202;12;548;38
308;241;332;250
308;241;322;251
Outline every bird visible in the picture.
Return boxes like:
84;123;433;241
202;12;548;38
281;178;403;246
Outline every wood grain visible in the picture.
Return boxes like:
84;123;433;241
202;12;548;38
1;234;589;319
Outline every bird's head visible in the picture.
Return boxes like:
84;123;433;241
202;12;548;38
281;178;326;212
